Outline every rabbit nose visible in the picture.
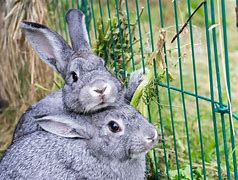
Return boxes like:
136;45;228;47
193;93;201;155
94;86;107;94
145;129;158;144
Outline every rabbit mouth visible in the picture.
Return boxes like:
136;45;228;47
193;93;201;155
83;96;117;113
128;148;148;159
128;142;157;159
128;150;147;160
88;102;113;112
98;95;116;105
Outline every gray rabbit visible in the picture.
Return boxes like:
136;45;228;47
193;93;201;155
14;9;144;139
0;9;155;180
0;105;158;180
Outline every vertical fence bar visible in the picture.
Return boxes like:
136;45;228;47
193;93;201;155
203;2;222;179
97;0;109;63
49;1;238;179
146;0;162;178
173;1;193;179
186;0;207;179
71;0;75;9
220;0;238;178
81;0;91;47
90;0;97;38
135;0;158;178
147;0;169;178
236;0;238;27
115;0;126;79
210;0;231;178
135;0;146;73
76;0;80;9
146;104;159;179
158;0;181;178
125;0;135;71
106;0;118;77
98;0;105;32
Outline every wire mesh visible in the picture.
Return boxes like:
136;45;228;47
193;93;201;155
47;0;238;179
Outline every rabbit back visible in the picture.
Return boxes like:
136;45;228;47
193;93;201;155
0;131;84;180
1;130;145;180
14;90;64;140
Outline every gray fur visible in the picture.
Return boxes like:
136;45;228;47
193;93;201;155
21;12;140;114
14;9;145;139
14;68;143;140
13;9;145;142
66;9;90;51
2;9;157;180
124;68;145;102
14;90;64;139
21;20;123;113
0;105;158;180
21;21;73;76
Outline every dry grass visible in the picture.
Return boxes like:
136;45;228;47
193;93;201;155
0;0;54;153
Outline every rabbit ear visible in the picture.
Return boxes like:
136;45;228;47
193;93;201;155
21;21;73;76
36;115;92;139
125;68;146;102
66;9;91;51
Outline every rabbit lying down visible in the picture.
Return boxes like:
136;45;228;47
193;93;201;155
14;9;144;140
14;68;143;139
0;105;158;180
0;9;158;179
20;17;124;114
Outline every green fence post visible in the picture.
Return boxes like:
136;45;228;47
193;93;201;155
81;0;92;46
210;0;231;179
106;0;118;77
158;0;181;178
186;0;207;179
98;0;105;32
203;2;222;179
173;1;193;179
220;0;238;178
147;0;169;178
236;0;238;27
135;0;159;178
90;0;97;39
115;0;126;79
125;0;135;71
135;0;146;73
47;1;238;179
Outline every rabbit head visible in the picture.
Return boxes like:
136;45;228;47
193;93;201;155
21;9;124;113
88;105;158;161
62;51;123;113
37;104;158;161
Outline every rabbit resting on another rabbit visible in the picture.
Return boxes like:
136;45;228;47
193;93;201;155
0;105;158;180
0;9;158;180
13;9;144;139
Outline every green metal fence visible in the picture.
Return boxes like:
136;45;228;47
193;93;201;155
47;0;238;179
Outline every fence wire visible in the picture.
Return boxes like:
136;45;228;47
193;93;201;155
47;0;238;179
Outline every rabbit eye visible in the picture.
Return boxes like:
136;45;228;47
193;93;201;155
108;121;121;133
71;71;78;82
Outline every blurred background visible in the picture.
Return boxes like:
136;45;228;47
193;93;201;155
0;0;238;179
